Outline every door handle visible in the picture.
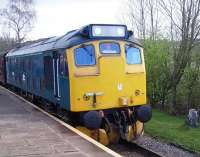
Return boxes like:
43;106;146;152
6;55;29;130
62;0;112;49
84;92;104;107
84;92;103;97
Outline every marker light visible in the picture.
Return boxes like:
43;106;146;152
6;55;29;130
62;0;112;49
94;27;102;35
91;25;126;38
117;27;124;36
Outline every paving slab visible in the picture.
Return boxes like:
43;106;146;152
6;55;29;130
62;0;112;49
0;87;117;157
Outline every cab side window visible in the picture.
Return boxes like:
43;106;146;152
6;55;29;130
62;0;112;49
74;45;96;66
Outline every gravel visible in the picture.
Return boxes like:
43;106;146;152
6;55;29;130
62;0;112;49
109;143;144;157
135;135;199;157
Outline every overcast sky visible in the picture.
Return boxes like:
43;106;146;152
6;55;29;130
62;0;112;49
0;0;126;40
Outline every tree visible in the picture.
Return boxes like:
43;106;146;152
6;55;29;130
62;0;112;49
124;0;160;40
144;39;171;108
184;54;200;110
160;0;200;112
147;0;160;40
124;0;147;39
0;0;36;43
0;33;16;53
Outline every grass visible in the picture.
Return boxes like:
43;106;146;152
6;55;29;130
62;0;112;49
144;109;200;154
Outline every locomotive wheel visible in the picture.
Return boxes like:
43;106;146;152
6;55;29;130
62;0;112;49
125;125;134;141
99;129;109;146
134;121;144;137
106;124;120;144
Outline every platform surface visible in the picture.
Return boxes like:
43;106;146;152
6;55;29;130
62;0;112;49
0;87;114;157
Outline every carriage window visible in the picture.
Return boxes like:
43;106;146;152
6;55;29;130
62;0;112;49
74;45;95;66
125;45;142;64
100;42;120;54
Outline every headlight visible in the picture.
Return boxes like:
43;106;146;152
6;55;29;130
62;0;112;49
91;25;127;38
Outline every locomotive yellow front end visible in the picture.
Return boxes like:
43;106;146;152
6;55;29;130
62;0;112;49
67;24;151;145
68;41;146;110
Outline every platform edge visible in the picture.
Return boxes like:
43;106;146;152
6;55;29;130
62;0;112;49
0;86;122;157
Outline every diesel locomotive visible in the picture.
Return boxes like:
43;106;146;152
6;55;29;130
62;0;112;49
0;24;151;145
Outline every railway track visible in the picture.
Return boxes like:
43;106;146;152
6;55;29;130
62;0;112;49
4;85;163;157
109;140;163;157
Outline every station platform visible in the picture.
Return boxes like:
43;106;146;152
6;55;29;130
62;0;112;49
0;86;121;157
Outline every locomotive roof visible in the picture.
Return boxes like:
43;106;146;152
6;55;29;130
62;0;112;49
6;24;141;57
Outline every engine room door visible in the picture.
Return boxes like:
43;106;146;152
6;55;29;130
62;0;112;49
53;51;61;99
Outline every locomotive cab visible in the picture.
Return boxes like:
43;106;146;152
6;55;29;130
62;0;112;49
67;40;146;111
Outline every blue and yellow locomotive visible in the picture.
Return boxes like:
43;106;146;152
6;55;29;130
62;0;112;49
4;24;151;145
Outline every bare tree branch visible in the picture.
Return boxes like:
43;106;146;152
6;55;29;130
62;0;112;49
0;0;36;43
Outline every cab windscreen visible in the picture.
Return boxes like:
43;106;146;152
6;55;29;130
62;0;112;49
100;42;120;54
125;45;142;64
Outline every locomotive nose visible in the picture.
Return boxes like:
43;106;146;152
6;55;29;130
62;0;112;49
99;56;124;76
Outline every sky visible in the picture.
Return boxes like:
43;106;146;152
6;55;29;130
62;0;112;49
0;0;126;40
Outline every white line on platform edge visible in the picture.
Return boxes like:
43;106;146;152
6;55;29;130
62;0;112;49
0;86;122;157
